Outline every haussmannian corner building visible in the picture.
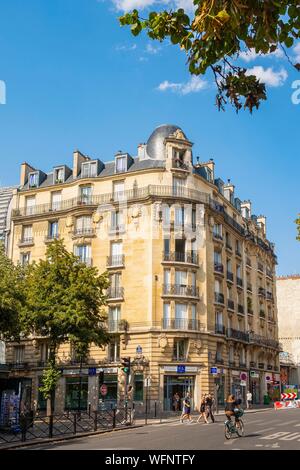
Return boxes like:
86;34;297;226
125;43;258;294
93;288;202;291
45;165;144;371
4;124;281;413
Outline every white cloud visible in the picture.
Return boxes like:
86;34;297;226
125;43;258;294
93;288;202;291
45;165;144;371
111;0;196;13
239;47;284;63
146;43;160;54
246;66;288;87
115;43;137;51
157;76;208;95
294;43;300;63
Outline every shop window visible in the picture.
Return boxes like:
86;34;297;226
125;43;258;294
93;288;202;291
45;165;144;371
99;373;118;407
65;376;88;411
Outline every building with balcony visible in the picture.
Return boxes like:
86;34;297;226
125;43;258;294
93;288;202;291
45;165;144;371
4;124;280;412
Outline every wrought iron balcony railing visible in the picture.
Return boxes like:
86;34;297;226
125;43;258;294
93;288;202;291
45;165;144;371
107;286;124;299
227;299;235;311
214;263;224;274
163;251;199;265
163;284;199;298
214;292;224;304
106;255;125;268
215;324;226;335
162;318;205;331
18;237;34;247
226;328;249;342
227;271;234;282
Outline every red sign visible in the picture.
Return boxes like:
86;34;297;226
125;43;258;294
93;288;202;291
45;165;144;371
281;392;297;400
100;384;108;396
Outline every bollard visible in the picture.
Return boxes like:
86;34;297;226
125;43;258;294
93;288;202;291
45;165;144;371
49;414;53;439
73;413;77;434
20;413;27;442
113;408;116;429
94;411;98;431
154;401;157;418
88;403;91;417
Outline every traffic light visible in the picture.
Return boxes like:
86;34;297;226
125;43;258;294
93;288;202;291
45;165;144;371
121;357;131;375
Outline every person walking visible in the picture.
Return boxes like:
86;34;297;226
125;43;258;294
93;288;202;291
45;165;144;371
197;396;209;424
205;393;215;423
173;392;180;412
246;390;253;409
180;392;193;423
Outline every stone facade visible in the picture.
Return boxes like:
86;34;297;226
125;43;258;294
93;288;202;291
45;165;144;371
4;124;280;412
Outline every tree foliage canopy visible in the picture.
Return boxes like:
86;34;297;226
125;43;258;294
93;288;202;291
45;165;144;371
120;0;300;112
0;242;24;340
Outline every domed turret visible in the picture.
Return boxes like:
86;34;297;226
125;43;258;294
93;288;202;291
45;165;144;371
146;124;187;160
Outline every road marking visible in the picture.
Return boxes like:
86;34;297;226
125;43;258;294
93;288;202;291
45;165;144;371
256;427;275;433
260;432;290;440
282;420;299;426
279;432;300;441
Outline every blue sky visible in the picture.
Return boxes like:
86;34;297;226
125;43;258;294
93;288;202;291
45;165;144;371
0;0;299;275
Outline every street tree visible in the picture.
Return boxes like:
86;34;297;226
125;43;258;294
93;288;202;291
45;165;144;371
296;215;300;240
0;242;24;340
21;239;111;413
119;1;300;113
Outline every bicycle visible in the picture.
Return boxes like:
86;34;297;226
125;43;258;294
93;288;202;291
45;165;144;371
224;409;244;439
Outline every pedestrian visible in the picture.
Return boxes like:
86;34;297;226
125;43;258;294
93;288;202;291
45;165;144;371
205;393;215;423
180;392;193;423
173;392;180;412
246;390;252;409
197;396;209;424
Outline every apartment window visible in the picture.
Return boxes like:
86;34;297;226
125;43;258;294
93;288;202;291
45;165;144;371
113;181;125;201
173;177;185;196
236;264;242;279
164;238;170;256
163;303;171;328
192;208;196;229
49;221;59;239
227;258;232;272
162;205;170;226
40;343;49;363
227;285;232;300
215;279;222;293
82;161;97;178
115;156;127;173
54;167;64;183
22;225;32;242
111;210;124;231
206;167;213;183
226;232;231;248
110;241;123;266
164;269;171;286
229;346;234;363
29;172;38;188
216;343;223;362
191;304;197;328
25;196;36;215
76;215;92;235
175;206;184;226
191;272;196;287
14;345;25;364
108;338;120;362
80;186;93;204
236;240;241;255
20;252;30;266
74;244;91;263
214;251;222;265
175;303;188;329
108;306;121;331
133;374;144;401
213;224;222;239
173;339;187;361
215;312;223;332
175;270;187;287
51;191;62;211
110;273;121;289
175;239;185;256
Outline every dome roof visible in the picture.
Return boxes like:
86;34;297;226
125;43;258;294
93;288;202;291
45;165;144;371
146;124;187;160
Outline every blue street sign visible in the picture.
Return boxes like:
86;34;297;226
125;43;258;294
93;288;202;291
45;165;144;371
177;365;186;373
210;367;218;374
88;367;96;376
136;345;143;354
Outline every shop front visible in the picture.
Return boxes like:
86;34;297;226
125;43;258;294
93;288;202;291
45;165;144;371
163;374;195;411
65;376;88;410
215;372;225;406
266;373;281;402
230;370;247;405
250;370;261;404
99;369;118;409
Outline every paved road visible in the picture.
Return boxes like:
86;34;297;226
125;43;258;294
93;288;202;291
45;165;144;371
25;408;300;450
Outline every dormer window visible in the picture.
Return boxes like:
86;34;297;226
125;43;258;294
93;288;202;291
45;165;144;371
115;155;127;173
29;172;39;188
206;168;213;183
54;167;64;184
81;161;98;178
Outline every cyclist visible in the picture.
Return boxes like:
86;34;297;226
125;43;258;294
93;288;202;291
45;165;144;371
225;394;242;427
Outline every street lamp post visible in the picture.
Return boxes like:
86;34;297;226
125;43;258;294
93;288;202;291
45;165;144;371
77;356;83;414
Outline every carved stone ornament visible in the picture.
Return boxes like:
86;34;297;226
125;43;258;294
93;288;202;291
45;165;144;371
158;334;168;350
131;205;142;219
93;212;103;224
65;216;74;228
193;340;202;353
209;216;214;228
173;129;186;141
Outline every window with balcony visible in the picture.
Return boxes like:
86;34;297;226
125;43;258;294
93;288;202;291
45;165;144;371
108;273;123;299
163;303;171;329
173;149;187;169
14;345;25;364
175;303;188;329
21;225;33;244
75;215;93;236
214;251;223;273
229;346;234;365
215;279;224;304
74;244;91;264
175;239;185;261
175;206;184;227
213;224;223;240
115;156;127;173
175;270;187;288
39;343;49;364
25;196;36;215
80;186;93;204
191;209;196;230
81;161;98;178
51;191;62;211
29;172;39;188
48;221;59;240
108;338;120;362
111;210;124;232
215;311;224;334
164;238;170;258
236;240;241;256
113;181;125;201
108;306;121;332
109;242;123;267
20;252;30;266
216;343;223;363
162;205;170;227
173;338;188;361
226;259;233;282
191;304;197;329
225;232;232;250
172;176;185;196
